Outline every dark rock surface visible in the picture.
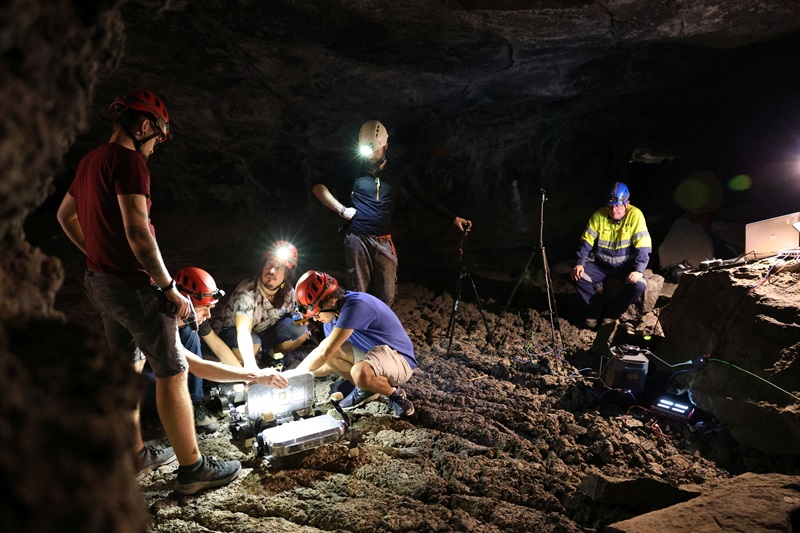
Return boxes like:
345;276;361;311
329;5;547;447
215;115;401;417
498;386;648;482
658;263;800;456
606;472;800;532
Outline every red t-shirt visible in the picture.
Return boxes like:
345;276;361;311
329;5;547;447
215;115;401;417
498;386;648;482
68;143;155;286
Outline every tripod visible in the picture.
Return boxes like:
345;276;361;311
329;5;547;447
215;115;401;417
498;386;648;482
445;230;495;356
487;188;561;351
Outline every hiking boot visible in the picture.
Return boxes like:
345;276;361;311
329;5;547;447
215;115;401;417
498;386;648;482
338;386;380;410
386;387;415;418
194;403;219;435
137;443;177;481
173;455;242;496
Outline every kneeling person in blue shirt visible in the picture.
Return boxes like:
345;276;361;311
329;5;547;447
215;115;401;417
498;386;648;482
294;270;416;417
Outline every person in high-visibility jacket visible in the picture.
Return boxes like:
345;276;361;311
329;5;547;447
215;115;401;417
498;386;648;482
571;182;651;328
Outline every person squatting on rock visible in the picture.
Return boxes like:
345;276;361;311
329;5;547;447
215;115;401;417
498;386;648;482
293;270;416;417
571;182;652;329
312;120;472;307
212;241;310;370
56;89;242;495
141;267;289;436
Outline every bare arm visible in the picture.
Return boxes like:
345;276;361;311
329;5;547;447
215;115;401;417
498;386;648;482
296;326;353;372
312;183;355;220
57;193;86;254
117;193;189;318
201;329;243;367
183;349;288;388
235;313;259;371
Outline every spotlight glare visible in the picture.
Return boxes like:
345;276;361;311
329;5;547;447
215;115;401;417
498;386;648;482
359;144;374;156
275;246;291;262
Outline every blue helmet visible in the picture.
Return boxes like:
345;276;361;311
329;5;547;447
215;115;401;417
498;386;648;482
608;182;630;206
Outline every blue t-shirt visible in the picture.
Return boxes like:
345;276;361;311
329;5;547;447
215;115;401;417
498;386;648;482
318;157;455;237
346;161;397;235
324;291;416;369
179;324;202;357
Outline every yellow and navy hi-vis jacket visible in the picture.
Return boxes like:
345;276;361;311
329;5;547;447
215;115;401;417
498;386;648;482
575;204;652;272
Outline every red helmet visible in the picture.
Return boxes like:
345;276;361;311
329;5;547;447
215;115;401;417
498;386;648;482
264;240;298;270
295;270;339;317
175;267;225;306
109;89;170;143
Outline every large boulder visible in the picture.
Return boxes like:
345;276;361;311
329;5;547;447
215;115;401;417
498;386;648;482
656;263;800;456
607;473;800;533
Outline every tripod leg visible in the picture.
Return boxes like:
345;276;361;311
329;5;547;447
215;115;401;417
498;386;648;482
540;247;561;348
483;247;542;353
467;274;496;349
486;247;538;347
446;272;465;355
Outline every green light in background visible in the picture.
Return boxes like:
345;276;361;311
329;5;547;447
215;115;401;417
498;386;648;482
728;174;752;191
673;171;722;213
674;179;709;211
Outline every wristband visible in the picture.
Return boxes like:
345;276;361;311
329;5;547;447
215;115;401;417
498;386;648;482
160;279;175;292
339;206;346;216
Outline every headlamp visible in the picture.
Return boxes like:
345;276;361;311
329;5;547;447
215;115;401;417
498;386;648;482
275;245;292;263
359;144;374;157
186;288;225;303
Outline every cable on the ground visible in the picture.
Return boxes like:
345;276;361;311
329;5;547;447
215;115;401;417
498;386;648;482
708;357;800;403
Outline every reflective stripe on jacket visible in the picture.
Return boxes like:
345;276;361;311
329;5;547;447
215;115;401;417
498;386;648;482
576;205;651;272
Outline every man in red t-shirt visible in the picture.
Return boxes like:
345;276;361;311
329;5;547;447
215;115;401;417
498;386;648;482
57;89;240;495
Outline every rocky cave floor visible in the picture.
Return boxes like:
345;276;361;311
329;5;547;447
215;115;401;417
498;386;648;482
134;284;797;533
33;211;798;533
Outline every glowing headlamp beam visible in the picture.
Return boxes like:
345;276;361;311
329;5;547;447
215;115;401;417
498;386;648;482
359;145;374;156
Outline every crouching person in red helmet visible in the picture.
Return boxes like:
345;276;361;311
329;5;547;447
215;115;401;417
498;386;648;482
294;270;416;417
141;267;289;435
213;241;311;371
173;267;288;391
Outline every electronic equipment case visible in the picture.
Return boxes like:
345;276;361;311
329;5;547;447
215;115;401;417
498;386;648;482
602;345;650;397
226;368;349;458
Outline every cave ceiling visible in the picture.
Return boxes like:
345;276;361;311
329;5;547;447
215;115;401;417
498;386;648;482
43;0;800;266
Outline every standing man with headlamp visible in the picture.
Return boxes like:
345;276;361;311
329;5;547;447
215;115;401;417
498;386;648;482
312;120;473;306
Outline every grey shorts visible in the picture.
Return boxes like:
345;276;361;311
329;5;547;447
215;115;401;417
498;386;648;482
351;344;413;387
83;270;187;378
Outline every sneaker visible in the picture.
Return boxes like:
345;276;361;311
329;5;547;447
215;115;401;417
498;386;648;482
173;455;242;496
137;443;177;481
386;387;415;418
338;386;380;410
194;403;219;435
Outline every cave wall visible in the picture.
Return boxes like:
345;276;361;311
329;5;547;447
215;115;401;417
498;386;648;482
47;0;800;273
0;0;148;530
